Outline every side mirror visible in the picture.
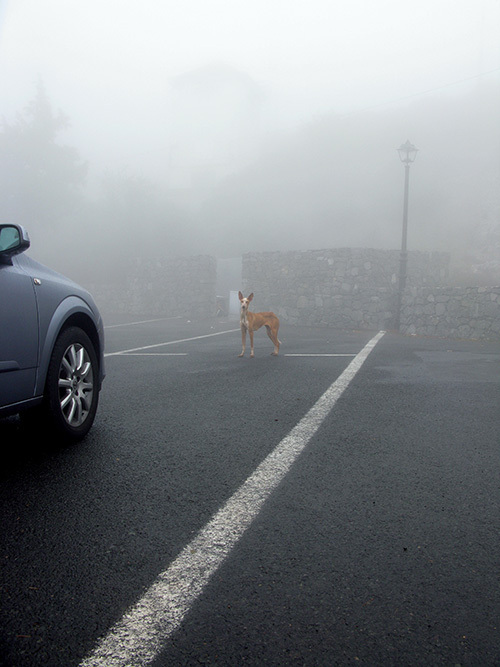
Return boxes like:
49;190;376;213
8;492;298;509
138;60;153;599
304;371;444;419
0;224;30;259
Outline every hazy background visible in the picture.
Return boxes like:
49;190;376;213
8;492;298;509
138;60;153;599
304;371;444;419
0;0;499;285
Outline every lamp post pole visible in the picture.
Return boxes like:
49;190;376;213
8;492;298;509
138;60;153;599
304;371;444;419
396;140;418;331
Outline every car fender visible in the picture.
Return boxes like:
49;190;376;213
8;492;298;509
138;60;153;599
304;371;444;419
35;295;103;396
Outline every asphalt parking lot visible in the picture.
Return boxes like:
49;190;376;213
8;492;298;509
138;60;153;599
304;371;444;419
1;316;499;666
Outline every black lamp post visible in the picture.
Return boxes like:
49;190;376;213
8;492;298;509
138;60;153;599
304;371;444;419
395;140;418;331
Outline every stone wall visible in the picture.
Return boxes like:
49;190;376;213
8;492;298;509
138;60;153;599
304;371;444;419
242;248;450;330
401;286;500;340
89;255;217;319
86;247;500;341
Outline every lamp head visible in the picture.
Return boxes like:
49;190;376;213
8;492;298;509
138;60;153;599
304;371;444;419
397;140;418;164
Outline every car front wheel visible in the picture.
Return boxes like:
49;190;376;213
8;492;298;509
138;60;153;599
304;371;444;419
44;326;100;440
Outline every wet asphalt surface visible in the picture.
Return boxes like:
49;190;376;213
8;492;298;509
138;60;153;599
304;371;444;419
1;316;499;666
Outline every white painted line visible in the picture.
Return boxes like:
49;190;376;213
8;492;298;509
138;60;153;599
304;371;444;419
121;353;188;356
105;317;181;329
104;329;240;358
285;353;356;357
80;330;385;667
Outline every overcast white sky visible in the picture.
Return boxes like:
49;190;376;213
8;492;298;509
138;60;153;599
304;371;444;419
1;0;499;176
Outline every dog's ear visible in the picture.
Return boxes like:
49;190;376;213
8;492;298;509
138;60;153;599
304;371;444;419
248;293;254;302
238;291;243;301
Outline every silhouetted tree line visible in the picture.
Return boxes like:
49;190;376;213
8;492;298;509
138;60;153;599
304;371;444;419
0;81;87;233
0;81;193;284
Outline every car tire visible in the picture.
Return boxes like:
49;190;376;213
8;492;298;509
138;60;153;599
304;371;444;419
43;326;100;440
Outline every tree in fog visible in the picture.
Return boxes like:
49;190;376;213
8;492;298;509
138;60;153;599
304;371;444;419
85;170;197;282
0;80;87;238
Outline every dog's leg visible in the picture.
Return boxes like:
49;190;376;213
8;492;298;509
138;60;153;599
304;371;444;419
274;325;281;355
238;327;246;357
265;324;280;355
249;328;255;358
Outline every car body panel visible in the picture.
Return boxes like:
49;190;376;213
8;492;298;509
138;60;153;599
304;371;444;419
0;256;39;405
19;254;106;395
0;224;105;420
36;294;105;396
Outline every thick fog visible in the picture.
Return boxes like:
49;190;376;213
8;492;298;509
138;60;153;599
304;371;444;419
0;0;499;286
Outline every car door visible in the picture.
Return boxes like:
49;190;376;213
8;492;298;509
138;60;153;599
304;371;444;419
0;258;39;407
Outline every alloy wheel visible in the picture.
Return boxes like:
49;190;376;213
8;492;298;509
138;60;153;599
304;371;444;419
58;343;94;428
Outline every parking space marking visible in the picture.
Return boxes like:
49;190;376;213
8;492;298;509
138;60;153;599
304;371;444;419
120;353;188;356
81;330;385;667
104;317;181;329
104;329;239;358
285;353;356;357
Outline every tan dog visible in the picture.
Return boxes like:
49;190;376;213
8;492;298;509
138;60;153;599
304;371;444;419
238;291;281;357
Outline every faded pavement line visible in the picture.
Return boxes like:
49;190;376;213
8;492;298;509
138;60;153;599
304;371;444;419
104;328;240;357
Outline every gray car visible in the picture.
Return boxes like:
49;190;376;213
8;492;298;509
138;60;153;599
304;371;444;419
0;224;105;440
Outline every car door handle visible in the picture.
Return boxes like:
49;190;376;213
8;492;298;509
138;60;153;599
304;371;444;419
0;361;21;373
